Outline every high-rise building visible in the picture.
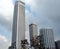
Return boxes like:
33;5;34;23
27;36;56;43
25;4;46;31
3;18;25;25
40;28;55;49
55;40;60;49
11;1;25;49
29;24;38;46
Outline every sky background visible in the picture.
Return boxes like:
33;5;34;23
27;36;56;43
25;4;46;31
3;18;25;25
0;0;60;49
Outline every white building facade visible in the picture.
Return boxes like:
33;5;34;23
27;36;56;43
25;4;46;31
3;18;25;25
40;28;55;49
12;1;25;49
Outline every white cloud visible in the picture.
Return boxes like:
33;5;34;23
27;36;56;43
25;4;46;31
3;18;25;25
0;0;14;20
0;35;8;42
0;0;13;48
0;0;14;31
0;34;11;49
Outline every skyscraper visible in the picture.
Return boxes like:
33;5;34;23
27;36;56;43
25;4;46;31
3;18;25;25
40;28;55;49
29;24;38;46
11;1;25;49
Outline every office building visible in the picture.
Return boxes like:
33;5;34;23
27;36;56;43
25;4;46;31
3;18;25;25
40;28;55;49
29;24;38;46
11;0;25;49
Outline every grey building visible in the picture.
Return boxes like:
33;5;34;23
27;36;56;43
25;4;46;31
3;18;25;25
55;40;60;49
29;24;38;46
11;1;25;49
40;28;55;49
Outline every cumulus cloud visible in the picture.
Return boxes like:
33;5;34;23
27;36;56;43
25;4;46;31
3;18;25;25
0;16;12;31
0;0;14;19
0;34;11;49
25;0;60;41
25;0;60;22
0;0;13;49
0;35;8;42
0;0;14;31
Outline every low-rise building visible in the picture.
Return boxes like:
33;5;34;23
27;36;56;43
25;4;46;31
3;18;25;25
55;40;60;49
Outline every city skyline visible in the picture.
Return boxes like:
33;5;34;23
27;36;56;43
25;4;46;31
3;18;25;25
0;0;60;49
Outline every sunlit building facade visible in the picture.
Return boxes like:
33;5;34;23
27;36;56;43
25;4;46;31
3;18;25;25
29;24;38;46
11;1;25;49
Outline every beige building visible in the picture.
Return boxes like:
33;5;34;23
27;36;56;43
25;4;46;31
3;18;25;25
29;24;38;39
29;24;38;46
11;1;25;49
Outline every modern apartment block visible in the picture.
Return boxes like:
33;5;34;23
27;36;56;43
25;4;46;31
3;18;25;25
40;28;55;49
11;1;25;49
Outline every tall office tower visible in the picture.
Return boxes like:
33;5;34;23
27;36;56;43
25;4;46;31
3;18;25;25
29;24;38;46
40;28;55;49
11;0;25;49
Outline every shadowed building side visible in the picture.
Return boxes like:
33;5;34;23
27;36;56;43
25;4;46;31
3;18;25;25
55;40;60;49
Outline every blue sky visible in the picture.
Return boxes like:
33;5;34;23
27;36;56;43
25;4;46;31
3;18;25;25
0;0;60;49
